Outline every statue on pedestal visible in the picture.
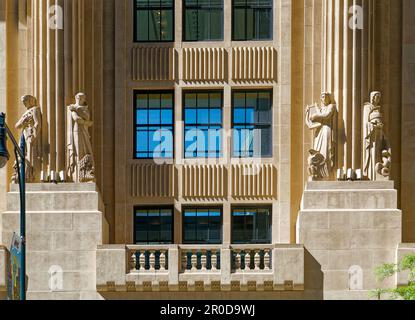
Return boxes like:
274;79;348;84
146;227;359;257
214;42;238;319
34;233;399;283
305;92;336;181
14;95;42;183
362;91;391;181
66;93;95;183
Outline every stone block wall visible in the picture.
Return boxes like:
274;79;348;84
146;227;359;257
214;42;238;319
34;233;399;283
0;183;108;300
297;181;402;300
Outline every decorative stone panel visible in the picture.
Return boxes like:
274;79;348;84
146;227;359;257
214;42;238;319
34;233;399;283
231;47;277;82
182;165;227;198
130;164;175;198
231;164;276;199
182;48;227;82
132;47;176;81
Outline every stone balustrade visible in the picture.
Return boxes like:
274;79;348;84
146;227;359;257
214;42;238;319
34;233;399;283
179;245;221;273
128;245;169;272
96;244;305;292
231;245;273;272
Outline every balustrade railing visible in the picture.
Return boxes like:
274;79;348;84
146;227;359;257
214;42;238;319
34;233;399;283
127;246;169;272
179;245;221;272
127;245;273;273
231;245;273;272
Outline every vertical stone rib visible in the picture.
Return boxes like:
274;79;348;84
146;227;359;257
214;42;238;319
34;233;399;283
47;0;56;172
56;0;65;173
323;0;372;171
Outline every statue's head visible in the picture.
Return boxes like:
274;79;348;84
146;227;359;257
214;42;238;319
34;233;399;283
321;92;332;106
75;93;87;106
21;95;37;109
370;91;381;106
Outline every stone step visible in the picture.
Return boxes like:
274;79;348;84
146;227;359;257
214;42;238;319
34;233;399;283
6;191;104;212
301;189;397;210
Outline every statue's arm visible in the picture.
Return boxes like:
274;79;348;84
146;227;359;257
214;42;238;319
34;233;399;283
305;105;322;129
73;114;86;125
312;104;335;122
32;108;41;138
15;112;28;129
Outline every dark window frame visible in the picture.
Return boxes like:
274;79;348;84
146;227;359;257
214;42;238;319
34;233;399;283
231;0;273;41
231;206;272;244
182;207;223;244
133;0;175;43
183;0;224;42
133;90;175;160
183;90;224;159
133;206;175;244
231;89;273;158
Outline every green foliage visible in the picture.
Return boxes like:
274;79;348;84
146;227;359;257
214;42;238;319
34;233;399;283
372;253;415;300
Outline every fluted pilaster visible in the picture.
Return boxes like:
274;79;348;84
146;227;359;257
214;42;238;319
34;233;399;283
322;0;376;170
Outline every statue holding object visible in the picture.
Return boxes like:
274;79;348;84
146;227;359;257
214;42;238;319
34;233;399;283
66;93;95;183
305;92;337;181
14;95;42;183
362;91;391;181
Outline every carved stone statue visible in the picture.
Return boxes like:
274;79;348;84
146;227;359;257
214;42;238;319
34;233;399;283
362;91;391;181
305;92;336;181
66;93;95;183
14;95;41;182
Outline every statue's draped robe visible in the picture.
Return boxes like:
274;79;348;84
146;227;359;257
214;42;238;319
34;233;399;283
308;104;336;179
363;103;388;180
67;105;93;182
15;106;42;180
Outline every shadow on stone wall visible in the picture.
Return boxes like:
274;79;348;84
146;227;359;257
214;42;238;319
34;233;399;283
303;249;324;300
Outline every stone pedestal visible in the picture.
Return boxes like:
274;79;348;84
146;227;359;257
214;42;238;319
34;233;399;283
297;181;402;300
0;184;109;300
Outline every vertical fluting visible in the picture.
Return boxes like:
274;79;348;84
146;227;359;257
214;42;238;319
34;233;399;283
323;0;373;170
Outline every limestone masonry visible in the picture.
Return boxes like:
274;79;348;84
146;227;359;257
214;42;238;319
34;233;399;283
0;0;414;300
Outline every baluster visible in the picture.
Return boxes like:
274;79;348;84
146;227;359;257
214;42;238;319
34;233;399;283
235;250;241;271
191;251;198;271
211;251;218;271
181;252;188;271
201;250;207;271
244;250;251;270
149;251;156;271
264;249;270;270
254;250;261;271
130;251;137;271
139;250;146;270
159;251;166;271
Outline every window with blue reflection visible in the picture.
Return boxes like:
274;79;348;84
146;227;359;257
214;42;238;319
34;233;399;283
183;208;222;244
134;0;174;42
135;91;174;159
134;207;173;244
184;92;223;158
231;208;271;244
232;90;272;158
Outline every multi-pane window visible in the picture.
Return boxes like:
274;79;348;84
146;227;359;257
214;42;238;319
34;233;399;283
232;90;272;158
134;0;174;42
135;91;174;159
184;92;223;158
232;208;271;244
183;208;222;244
232;0;273;41
184;0;224;41
134;207;173;244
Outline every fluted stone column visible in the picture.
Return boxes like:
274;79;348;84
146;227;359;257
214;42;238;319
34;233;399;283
31;0;84;181
322;0;376;171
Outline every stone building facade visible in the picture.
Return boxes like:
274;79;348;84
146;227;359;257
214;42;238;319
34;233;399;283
0;0;414;300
